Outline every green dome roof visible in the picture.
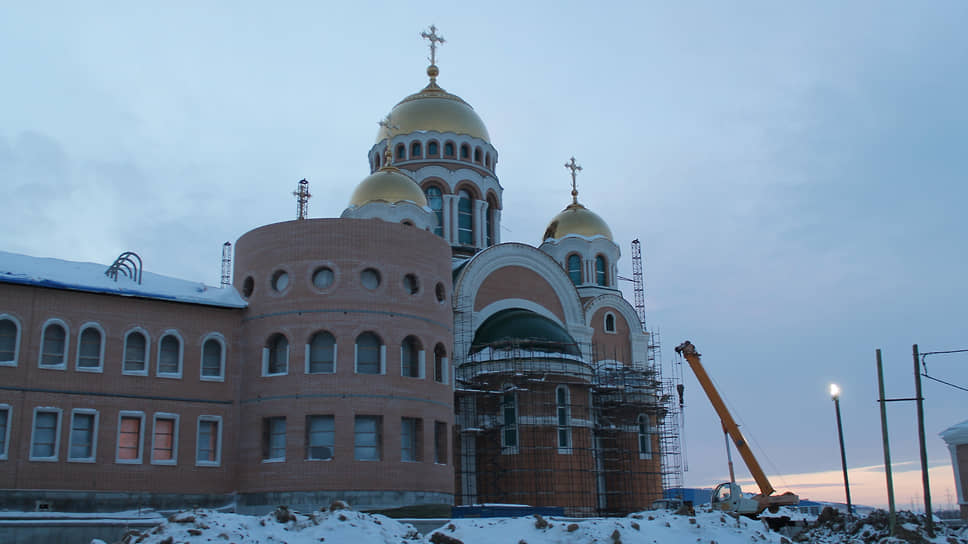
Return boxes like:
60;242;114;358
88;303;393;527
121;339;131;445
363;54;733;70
470;308;579;356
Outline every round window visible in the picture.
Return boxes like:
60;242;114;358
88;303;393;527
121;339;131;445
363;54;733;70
361;268;381;290
271;270;289;292
403;274;419;295
312;267;334;289
435;282;446;303
242;276;254;298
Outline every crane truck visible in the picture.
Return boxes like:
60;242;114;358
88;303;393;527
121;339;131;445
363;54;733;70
674;340;799;515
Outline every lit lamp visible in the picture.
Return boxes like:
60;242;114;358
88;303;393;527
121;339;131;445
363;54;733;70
830;383;853;519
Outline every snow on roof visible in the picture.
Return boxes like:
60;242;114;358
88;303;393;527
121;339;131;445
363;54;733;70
940;419;968;445
0;250;246;309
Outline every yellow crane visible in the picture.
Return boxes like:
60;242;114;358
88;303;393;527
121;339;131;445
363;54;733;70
675;340;799;515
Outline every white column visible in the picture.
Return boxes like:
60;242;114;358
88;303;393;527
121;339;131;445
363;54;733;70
443;194;458;244
475;200;488;248
493;209;502;244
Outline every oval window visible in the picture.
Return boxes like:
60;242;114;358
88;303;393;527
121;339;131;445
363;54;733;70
242;276;254;298
361;268;381;290
435;282;446;303
271;270;289;292
403;274;419;295
313;267;334;289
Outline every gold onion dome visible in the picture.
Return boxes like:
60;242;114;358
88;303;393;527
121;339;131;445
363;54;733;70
348;167;428;208
543;202;614;241
375;65;490;144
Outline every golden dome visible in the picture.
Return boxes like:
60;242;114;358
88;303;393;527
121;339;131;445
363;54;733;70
348;167;428;208
375;68;490;144
543;203;613;241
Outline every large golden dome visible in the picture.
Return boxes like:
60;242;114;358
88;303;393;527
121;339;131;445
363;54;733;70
375;67;490;144
543;202;613;241
348;167;428;208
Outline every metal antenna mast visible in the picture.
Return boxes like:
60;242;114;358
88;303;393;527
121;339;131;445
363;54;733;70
220;242;232;287
631;239;646;330
294;178;311;220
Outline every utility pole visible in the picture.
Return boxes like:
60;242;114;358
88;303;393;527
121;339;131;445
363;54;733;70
912;344;934;537
875;349;896;535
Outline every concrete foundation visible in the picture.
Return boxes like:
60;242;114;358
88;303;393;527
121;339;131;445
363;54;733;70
236;490;454;514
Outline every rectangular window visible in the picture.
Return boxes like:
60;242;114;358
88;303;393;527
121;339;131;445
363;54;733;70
0;405;11;460
262;417;286;461
502;391;518;450
196;416;221;466
305;415;334;460
434;421;447;465
151;414;178;464
68;410;97;462
30;408;61;461
116;411;145;463
354;415;381;461
400;417;422;462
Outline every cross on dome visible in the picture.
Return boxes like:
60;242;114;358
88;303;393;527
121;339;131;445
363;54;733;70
420;25;445;66
378;114;400;166
564;157;583;204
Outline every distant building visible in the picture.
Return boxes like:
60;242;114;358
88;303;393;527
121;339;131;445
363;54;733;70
0;32;669;516
940;420;968;520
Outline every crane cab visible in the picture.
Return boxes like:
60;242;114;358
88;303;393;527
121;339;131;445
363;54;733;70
711;482;760;515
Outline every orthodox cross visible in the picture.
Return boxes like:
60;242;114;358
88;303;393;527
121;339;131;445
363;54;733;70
293;178;311;220
420;25;445;66
379;114;400;165
564;157;582;204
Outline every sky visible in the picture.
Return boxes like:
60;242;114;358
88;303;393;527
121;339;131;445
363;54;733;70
2;1;967;511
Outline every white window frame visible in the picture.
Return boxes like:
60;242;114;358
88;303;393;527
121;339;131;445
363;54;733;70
0;404;12;460
305;414;335;461
556;385;572;453
0;314;22;367
354;334;386;375
122;328;151;376
67;408;99;463
116;410;146;464
195;415;222;467
603;312;617;334
263;416;286;462
29;406;62;462
156;330;184;379
75;322;105;373
433;420;447;465
200;333;226;382
150;412;179;466
638;414;653;460
262;334;289;377
305;331;337;375
500;387;519;454
354;415;382;461
38;318;69;370
400;338;425;379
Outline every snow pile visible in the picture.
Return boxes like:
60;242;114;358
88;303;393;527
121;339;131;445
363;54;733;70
795;507;968;544
117;506;420;544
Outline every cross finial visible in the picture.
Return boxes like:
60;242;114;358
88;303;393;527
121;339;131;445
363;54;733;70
420;25;445;66
564;157;583;204
378;114;400;166
293;178;311;220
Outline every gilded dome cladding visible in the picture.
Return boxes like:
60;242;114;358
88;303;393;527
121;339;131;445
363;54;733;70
349;168;428;208
543;203;614;241
375;81;490;144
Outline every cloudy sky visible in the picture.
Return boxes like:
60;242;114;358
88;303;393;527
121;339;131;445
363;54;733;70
2;2;966;510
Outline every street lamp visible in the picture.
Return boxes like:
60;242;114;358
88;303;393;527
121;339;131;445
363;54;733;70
830;383;853;520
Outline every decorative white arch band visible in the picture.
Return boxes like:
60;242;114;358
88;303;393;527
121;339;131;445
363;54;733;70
583;293;650;368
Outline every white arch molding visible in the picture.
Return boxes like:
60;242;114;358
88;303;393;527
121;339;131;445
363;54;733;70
583;293;649;368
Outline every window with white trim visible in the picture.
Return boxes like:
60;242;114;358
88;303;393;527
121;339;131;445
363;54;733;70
433;421;447;464
151;413;178;465
501;388;518;451
0;315;21;366
67;409;98;462
201;335;225;380
595;255;608;286
566;254;582;285
457;190;474;245
123;330;149;375
401;417;422;462
354;415;381;461
0;404;12;460
263;333;289;376
556;385;572;451
116;411;145;463
262;416;286;461
30;407;62;461
39;320;68;369
196;416;222;466
355;332;383;374
157;332;183;378
76;324;104;371
426;186;444;237
307;331;336;374
638;414;653;459
604;312;616;333
400;335;423;378
305;415;334;460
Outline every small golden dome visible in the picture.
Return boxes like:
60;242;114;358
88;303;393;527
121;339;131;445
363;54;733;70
348;167;428;208
375;79;490;144
543;203;613;241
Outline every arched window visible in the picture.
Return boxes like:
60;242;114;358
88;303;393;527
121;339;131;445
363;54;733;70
0;315;21;366
433;344;447;383
39;320;67;368
444;142;455;157
410;141;422;158
425;186;443;236
604;313;616;333
485;152;491;169
77;324;103;371
460;144;470;160
485;196;498;247
157;332;182;377
474;147;482;163
458;190;474;245
595;255;608;286
501;387;518;450
396;144;406;160
373;154;380;170
567;254;582;285
201;336;225;380
556;386;571;450
264;333;288;376
638;414;652;459
308;331;336;374
401;335;422;378
427;141;439;155
123;330;148;374
355;332;382;374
